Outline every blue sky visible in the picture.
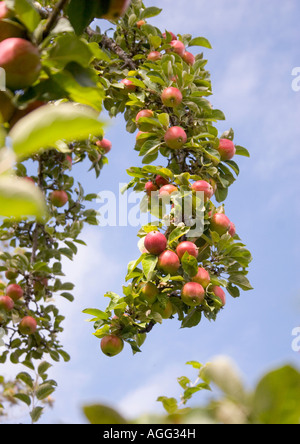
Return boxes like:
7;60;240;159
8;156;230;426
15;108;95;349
3;0;300;424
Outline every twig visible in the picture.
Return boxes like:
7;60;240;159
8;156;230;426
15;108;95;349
42;0;70;40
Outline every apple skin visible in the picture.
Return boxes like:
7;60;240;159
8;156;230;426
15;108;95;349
0;38;41;90
98;0;131;20
210;213;231;235
121;78;136;91
101;335;124;357
152;300;173;319
176;241;198;259
228;221;236;237
161;87;183;108
183;51;195;66
158;250;180;275
159;184;178;196
140;282;158;304
0;295;14;311
145;181;158;196
147;51;161;61
164;126;187;150
191;180;214;200
19;316;37;335
218;139;236;161
181;282;205;307
155;175;169;187
0;92;15;122
144;231;167;255
6;283;23;301
136;20;146;28
212;286;226;306
9;100;45;127
136;109;154;124
169;40;186;57
49;190;68;208
192;267;210;288
0;3;25;43
96;138;112;153
162;31;177;41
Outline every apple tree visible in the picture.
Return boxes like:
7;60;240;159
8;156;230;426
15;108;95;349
0;0;252;422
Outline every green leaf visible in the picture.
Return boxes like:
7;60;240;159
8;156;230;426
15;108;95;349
142;254;158;280
141;7;162;19
5;0;40;32
168;226;190;245
16;371;33;388
36;383;55;400
181;252;198;277
181;309;202;328
235;145;250;157
188;37;212;49
83;404;127;425
14;393;31;406
228;274;253;291
10;103;104;159
67;0;96;35
82;308;110;320
30;406;44;423
45;34;94;69
38;361;52;377
157;396;178;414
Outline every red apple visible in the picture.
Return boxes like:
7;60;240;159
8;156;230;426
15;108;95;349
210;213;231;235
155;175;169;187
152;300;173;319
169;40;186;57
192;267;210;288
0;92;15;122
121;78;136;91
136;109;153;124
140;282;158;304
218;139;236;161
144;231;167;255
191;180;214;200
19;316;37;335
158;250;180;275
212;286;226;306
0;38;41;90
145;181;158;196
96;138;112;153
24;176;35;184
162;31;177;41
181;282;205;307
99;0;131;20
49;190;68;208
0;295;14;311
183;51;195;66
147;51;161;61
6;283;23;301
176;241;198;259
100;334;124;357
164;126;187;150
228;221;236;237
159;184;178;196
161;87;183;108
9;100;45;127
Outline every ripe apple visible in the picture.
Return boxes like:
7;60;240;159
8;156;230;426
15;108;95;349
101;334;124;357
98;0;131;20
161;87;183;108
144;231;167;255
96;138;112;153
210;213;231;235
183;51;195;66
152;300;173;319
0;92;15;122
191;180;214;200
192;267;210;288
159;184;178;196
0;295;14;311
9;100;45;127
228;221;236;237
19;316;37;335
147;51;161;61
136;109;154;124
49;190;68;208
24;176;35;184
0;2;25;43
121;78;136;91
158;250;180;275
140;282;158;304
164;126;187;150
6;283;23;301
176;241;198;259
155;175;169;187
218;139;236;161
181;282;205;307
136;20;146;28
212;286;226;306
169;40;186;57
162;31;177;41
145;181;158;196
0;38;41;90
5;269;18;280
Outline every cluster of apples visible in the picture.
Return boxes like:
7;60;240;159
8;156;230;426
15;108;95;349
0;269;49;336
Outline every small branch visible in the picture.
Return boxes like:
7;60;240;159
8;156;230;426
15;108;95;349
138;321;156;334
42;0;70;41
